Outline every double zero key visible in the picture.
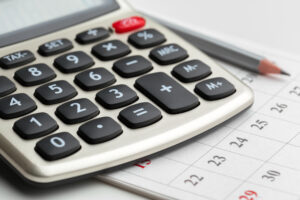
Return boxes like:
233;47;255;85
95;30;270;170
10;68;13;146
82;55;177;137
135;72;199;114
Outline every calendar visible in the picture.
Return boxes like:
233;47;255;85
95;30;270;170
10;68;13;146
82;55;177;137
98;50;300;200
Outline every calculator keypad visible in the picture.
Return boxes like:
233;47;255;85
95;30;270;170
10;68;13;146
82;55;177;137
0;50;35;69
74;68;116;91
0;14;242;176
195;77;236;100
128;29;166;49
172;60;212;83
96;84;138;109
13;112;58;139
14;63;56;86
54;51;94;73
35;132;81;161
55;98;99;124
34;80;77;105
38;39;73;56
0;93;37;119
78;117;123;144
149;44;188;65
135;72;199;114
92;40;131;61
0;76;16;97
118;102;162;129
113;55;153;78
76;28;110;44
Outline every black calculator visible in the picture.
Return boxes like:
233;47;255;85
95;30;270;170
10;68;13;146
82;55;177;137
0;0;253;185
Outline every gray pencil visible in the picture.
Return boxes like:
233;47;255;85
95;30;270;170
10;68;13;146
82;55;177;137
168;26;289;76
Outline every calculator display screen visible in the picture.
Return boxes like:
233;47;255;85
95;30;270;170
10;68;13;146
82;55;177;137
0;0;119;47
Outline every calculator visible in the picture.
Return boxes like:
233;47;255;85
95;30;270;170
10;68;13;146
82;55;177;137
0;0;253;185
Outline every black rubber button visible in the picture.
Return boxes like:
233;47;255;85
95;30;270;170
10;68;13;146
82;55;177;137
14;63;56;86
135;72;199;114
0;50;35;69
113;55;153;78
78;117;123;144
54;51;94;73
38;39;73;56
13;112;58;139
74;68;116;91
76;28;110;44
55;98;99;124
35;132;81;161
92;40;131;61
34;80;77;105
118;102;162;129
149;44;188;65
172;60;212;82
128;29;166;49
0;76;16;97
0;93;37;119
96;84;138;109
195;77;236;100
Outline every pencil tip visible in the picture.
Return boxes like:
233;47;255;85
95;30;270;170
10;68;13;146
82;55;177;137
280;70;290;76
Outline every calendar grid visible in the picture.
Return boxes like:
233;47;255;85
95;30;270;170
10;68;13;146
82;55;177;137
101;53;300;200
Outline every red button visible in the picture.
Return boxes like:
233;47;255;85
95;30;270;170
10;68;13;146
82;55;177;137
112;16;146;33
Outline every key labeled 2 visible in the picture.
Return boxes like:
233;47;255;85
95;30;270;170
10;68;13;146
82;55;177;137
56;98;99;124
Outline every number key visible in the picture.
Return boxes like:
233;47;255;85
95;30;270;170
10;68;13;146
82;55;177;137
74;68;116;91
54;51;94;73
13;112;58;139
35;132;81;161
14;63;56;86
96;84;138;109
55;98;99;124
0;93;37;119
34;80;77;105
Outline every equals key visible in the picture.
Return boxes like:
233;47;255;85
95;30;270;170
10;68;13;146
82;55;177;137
118;102;162;128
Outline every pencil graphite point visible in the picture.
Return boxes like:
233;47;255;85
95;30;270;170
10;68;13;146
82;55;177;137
258;59;290;76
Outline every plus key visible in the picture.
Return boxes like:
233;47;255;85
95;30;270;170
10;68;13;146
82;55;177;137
135;72;199;114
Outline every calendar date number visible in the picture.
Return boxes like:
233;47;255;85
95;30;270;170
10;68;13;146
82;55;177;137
239;190;258;200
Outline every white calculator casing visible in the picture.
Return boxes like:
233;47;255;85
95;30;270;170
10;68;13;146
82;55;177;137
0;0;254;185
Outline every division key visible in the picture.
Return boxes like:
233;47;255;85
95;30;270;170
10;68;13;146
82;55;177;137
135;72;199;114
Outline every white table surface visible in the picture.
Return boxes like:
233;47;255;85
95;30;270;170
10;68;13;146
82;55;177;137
1;0;299;199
